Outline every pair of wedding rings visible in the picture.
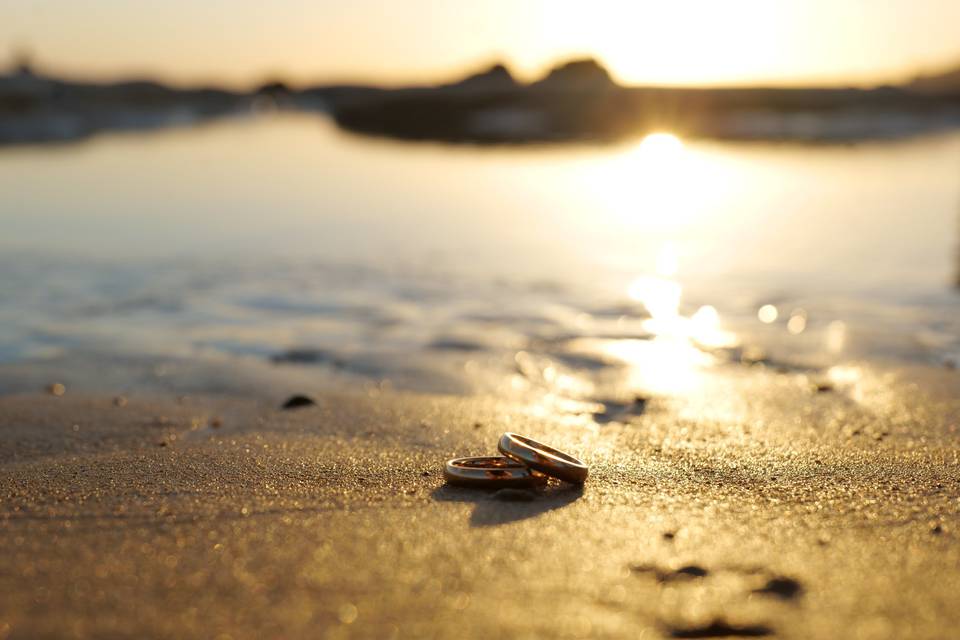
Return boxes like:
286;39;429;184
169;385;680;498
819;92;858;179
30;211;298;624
444;432;588;488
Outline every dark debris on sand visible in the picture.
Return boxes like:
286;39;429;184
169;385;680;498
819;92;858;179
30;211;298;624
280;395;317;410
664;619;773;638
752;576;804;600
631;563;710;582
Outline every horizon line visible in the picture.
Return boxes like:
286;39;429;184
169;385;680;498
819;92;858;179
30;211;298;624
6;52;960;93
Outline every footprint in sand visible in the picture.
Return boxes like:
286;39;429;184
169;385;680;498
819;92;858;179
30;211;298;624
628;561;805;637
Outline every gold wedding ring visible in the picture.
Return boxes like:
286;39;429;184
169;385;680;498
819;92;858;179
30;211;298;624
497;432;588;484
443;456;548;489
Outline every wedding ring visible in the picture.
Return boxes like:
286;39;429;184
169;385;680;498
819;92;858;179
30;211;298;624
443;456;547;489
497;432;588;484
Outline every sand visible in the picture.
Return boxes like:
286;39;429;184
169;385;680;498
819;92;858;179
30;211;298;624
1;362;958;639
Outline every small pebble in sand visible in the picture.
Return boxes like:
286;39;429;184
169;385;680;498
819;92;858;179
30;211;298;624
47;383;66;396
113;396;128;407
281;395;317;410
662;531;676;541
473;422;483;429
753;576;804;600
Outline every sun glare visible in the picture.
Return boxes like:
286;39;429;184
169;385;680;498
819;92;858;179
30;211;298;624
579;130;714;231
639;132;684;156
621;242;738;394
655;242;679;277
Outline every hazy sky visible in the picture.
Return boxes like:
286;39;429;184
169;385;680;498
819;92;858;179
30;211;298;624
3;0;960;88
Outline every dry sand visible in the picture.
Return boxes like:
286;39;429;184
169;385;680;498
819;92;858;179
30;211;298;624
1;362;958;639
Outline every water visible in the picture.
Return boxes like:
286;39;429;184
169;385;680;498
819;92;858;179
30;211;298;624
2;112;959;399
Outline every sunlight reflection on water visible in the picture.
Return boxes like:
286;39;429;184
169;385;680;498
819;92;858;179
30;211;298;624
622;243;739;394
1;114;959;401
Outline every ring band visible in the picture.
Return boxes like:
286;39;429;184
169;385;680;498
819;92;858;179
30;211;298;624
443;456;548;489
497;433;588;484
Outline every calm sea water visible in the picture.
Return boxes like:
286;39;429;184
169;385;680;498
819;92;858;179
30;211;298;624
1;113;959;399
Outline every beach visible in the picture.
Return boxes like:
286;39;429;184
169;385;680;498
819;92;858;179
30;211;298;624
2;102;960;640
6;4;960;639
2;358;958;639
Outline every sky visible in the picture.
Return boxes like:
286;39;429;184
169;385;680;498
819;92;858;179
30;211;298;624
3;0;960;89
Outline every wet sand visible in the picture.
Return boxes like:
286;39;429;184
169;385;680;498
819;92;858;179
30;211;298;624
1;362;958;639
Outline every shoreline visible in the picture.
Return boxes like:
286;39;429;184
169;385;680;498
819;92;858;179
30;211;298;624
6;57;960;147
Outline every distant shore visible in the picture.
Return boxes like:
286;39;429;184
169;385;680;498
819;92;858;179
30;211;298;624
4;57;960;146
